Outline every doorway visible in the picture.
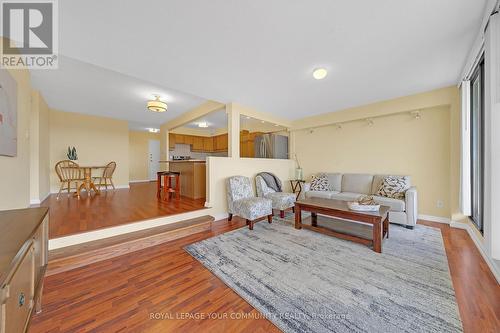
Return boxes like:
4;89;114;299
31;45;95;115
148;139;160;181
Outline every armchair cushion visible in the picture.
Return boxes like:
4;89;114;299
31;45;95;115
233;197;272;221
265;192;295;210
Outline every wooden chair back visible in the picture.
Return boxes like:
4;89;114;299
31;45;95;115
55;160;81;182
103;161;116;178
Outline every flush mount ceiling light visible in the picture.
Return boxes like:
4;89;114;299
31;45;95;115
198;122;209;128
148;128;160;133
147;95;168;112
312;68;328;80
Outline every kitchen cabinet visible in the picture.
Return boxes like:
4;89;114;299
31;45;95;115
192;136;204;152
214;134;228;152
169;133;228;153
203;137;214;152
168;133;176;149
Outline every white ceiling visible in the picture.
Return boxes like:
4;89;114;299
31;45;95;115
36;0;487;123
177;109;286;132
30;56;206;129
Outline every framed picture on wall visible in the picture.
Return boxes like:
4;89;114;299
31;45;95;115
0;69;17;157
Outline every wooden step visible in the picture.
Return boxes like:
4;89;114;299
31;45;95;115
47;215;213;276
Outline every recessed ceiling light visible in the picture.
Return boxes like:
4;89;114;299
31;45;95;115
198;122;209;128
246;116;251;119
261;120;265;123
274;124;279;127
148;128;160;133
312;68;328;80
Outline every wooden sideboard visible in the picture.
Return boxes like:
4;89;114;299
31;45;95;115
0;207;49;333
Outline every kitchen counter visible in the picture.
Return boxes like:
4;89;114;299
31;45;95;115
164;161;206;199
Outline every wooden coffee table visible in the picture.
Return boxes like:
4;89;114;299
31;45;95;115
294;197;390;253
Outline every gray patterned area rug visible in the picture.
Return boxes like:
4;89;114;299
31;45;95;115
185;215;462;333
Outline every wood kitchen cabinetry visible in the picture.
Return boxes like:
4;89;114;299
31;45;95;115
0;207;49;333
169;133;228;153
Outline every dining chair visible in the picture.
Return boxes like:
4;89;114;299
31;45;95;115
55;160;84;199
93;161;117;190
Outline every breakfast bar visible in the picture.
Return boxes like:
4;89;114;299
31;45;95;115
159;160;206;199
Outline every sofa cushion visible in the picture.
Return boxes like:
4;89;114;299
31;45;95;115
372;174;411;195
329;192;362;202
376;176;411;200
305;190;337;199
341;174;374;195
310;173;329;191
372;195;405;212
325;173;342;192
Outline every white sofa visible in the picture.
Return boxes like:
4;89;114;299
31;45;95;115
304;173;417;228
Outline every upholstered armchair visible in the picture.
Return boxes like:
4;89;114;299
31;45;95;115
226;176;273;230
255;174;296;218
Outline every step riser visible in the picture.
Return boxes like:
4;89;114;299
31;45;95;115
47;219;212;276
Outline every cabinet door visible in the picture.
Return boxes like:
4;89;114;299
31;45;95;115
175;134;184;144
221;134;228;151
3;244;35;333
203;137;214;152
183;135;194;145
192;136;204;151
169;133;176;149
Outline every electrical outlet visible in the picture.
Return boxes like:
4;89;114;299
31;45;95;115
436;200;444;208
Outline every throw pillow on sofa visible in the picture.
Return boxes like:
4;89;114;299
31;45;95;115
310;174;329;191
377;176;410;200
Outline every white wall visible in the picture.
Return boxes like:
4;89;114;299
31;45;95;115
206;156;295;218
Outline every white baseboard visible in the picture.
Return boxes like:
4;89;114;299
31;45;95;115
418;214;450;224
211;212;229;221
450;221;500;284
50;184;129;194
30;192;51;206
129;179;153;183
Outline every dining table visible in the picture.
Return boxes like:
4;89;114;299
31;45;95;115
75;165;105;198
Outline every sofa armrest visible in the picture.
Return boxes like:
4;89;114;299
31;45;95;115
405;186;418;226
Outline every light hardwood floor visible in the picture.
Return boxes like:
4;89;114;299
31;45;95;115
29;218;499;332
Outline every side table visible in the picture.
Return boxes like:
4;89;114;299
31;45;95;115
290;179;306;200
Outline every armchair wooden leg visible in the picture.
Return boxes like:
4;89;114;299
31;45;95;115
292;206;295;213
248;220;254;230
228;213;233;221
280;210;285;218
268;215;273;223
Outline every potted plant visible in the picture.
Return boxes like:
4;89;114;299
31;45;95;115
67;146;78;160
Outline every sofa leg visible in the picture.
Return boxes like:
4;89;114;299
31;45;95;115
248;220;254;230
268;215;273;224
405;225;414;230
228;213;233;221
280;210;285;218
292;206;295;213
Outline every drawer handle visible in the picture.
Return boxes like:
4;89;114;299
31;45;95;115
18;292;25;307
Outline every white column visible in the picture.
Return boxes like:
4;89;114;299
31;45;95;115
459;81;471;216
484;12;500;260
226;103;240;158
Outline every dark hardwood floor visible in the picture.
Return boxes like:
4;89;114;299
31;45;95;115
42;182;206;239
29;218;499;333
